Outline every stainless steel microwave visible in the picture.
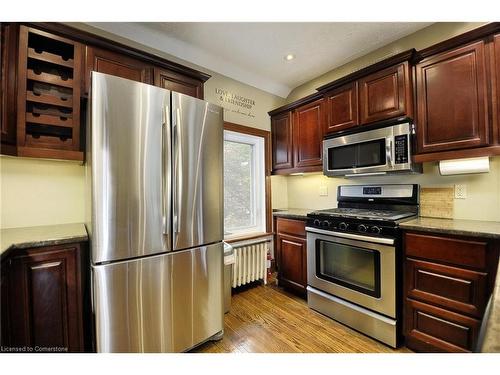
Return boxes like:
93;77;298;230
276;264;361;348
323;122;422;177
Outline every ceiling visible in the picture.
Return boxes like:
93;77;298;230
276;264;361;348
86;22;433;98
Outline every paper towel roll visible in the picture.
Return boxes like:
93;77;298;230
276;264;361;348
439;157;490;176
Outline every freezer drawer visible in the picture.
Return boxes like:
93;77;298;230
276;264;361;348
92;242;223;353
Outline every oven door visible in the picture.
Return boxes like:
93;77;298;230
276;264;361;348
306;227;396;318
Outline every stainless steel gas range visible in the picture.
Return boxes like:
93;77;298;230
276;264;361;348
305;184;419;347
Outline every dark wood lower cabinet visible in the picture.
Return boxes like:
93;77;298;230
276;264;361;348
406;257;487;318
1;242;89;352
403;231;499;353
1;260;11;347
275;217;307;296
405;298;480;353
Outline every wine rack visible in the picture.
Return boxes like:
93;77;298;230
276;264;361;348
16;26;83;160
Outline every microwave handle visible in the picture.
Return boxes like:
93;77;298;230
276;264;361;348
386;138;394;168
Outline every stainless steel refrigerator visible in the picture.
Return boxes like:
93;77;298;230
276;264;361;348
85;72;224;353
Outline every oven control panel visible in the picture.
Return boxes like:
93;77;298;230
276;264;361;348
307;217;398;238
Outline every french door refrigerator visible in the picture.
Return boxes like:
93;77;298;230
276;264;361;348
86;72;224;352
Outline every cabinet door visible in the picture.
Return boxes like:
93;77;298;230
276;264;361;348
293;98;324;168
153;67;203;99
85;46;152;94
277;233;307;294
271;111;293;171
493;34;500;144
359;62;409;124
1;24;18;151
405;232;487;270
8;244;85;352
324;82;358;133
406;258;487;318
405;298;480;353
1;260;11;347
416;41;489;153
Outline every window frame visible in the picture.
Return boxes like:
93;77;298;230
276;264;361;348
223;122;272;242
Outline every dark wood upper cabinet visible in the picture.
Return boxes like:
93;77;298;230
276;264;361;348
153;67;204;99
415;41;489;154
271;111;293;171
4;243;88;352
492;34;500;144
293;98;324;168
1;23;210;161
324;82;358;133
269;51;418;174
359;62;410;125
270;96;324;174
1;24;18;152
85;46;152;93
16;26;84;161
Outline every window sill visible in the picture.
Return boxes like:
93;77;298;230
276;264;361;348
224;232;273;244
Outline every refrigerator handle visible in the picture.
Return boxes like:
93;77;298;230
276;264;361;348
162;105;171;236
173;107;182;235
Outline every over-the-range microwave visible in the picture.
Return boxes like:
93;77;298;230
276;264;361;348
323;119;422;177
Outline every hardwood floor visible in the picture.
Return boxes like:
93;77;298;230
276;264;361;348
193;281;411;353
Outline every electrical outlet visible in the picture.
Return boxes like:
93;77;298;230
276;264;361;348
454;184;467;199
319;185;328;196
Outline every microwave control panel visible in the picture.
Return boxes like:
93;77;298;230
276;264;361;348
394;135;409;164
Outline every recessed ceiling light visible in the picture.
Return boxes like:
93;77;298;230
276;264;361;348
284;54;295;61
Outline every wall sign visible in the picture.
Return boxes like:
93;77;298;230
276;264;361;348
215;88;256;118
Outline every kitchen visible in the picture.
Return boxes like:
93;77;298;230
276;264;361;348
1;3;500;371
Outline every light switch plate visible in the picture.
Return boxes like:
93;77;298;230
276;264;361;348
454;184;467;199
319;185;328;196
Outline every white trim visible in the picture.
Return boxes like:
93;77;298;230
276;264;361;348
224;130;266;237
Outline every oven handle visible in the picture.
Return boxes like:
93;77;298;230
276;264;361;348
305;226;395;246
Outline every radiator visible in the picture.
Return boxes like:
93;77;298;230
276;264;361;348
231;238;271;288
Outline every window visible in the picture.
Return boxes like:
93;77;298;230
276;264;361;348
224;129;266;237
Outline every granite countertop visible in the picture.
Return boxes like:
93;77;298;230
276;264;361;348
1;223;88;258
400;217;500;239
272;208;314;220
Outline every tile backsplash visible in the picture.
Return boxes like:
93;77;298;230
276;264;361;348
419;187;454;219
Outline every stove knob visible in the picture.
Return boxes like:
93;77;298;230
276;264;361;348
370;226;381;234
338;222;348;231
321;220;331;228
313;219;321;227
357;224;367;233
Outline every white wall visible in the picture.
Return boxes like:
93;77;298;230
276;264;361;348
270;175;289;209
281;157;500;222
0;156;85;228
0;23;284;229
271;21;500;222
287;22;488;102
